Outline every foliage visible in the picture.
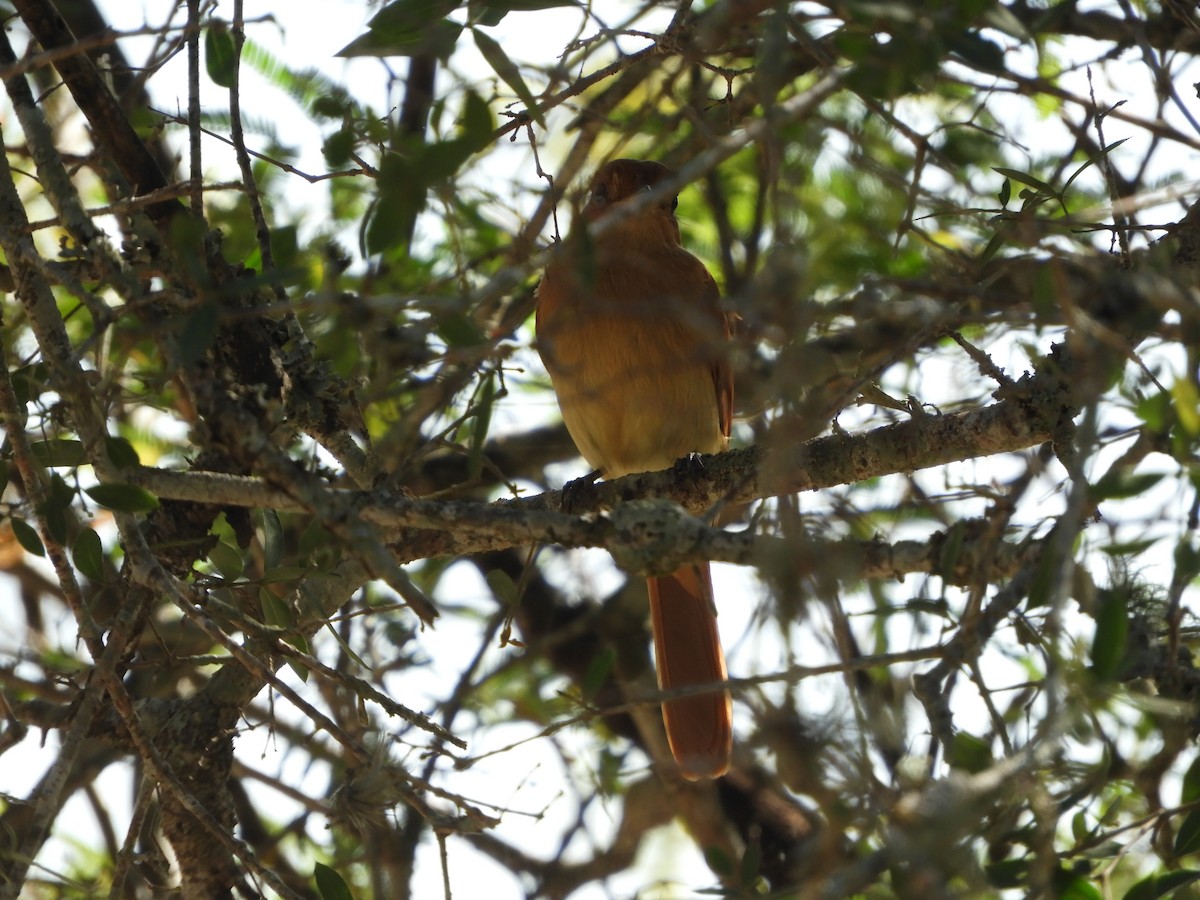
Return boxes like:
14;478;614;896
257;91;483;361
0;0;1199;898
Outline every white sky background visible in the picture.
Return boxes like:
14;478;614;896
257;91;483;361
0;1;1198;897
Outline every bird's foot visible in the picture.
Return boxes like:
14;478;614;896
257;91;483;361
561;469;602;513
672;452;707;481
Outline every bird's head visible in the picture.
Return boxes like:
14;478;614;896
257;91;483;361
581;158;682;245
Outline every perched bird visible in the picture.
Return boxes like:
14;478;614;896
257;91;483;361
536;158;734;779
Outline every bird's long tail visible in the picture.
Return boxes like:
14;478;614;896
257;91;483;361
647;562;732;779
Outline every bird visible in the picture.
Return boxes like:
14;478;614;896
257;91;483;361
535;158;734;780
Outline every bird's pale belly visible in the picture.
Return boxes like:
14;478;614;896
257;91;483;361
546;315;725;477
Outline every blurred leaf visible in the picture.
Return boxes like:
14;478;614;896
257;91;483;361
85;483;160;513
985;859;1027;889
337;0;463;59
1173;377;1200;436
947;30;1005;74
466;369;496;479
29;439;86;468
472;29;543;126
580;647;614;701
486;568;519;606
1176;811;1200;857
10;517;44;556
1182;756;1200;806
323;126;356;167
704;845;735;877
366;92;493;254
207;540;245;580
261;588;294;628
1056;874;1102;900
260;509;284;570
469;0;576;25
1090;471;1164;502
992;167;1059;200
104;435;140;469
1063;138;1130;196
10;363;50;405
1123;870;1200;900
1176;539;1200;593
1091;589;1128;681
314;862;354;900
739;839;762;886
179;301;220;368
205;21;237;88
72;527;105;581
262;565;308;584
949;731;992;773
1136;390;1172;431
40;475;73;543
262;589;309;682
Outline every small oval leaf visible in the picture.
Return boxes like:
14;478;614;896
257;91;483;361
10;517;45;556
105;435;141;469
314;862;354;900
205;21;237;88
85;483;160;513
72;527;105;581
29;439;86;468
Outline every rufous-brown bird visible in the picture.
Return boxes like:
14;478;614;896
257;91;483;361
536;158;734;780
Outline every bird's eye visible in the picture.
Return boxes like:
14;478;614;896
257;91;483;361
589;184;609;206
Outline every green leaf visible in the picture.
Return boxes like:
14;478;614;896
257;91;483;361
29;439;86;468
985;858;1027;889
1056;874;1102;900
336;0;463;59
40;475;72;544
10;363;50;405
1182;756;1200;806
1090;471;1164;502
949;731;993;773
1091;589;1128;681
469;0;576;25
85;483;160;513
260;509;284;570
1123;870;1200;900
703;845;735;878
104;435;140;469
1176;811;1200;857
465;370;496;479
72;528;105;581
205;21;237;88
437;313;486;349
1176;539;1200;596
947;30;1006;74
738;837;762;886
485;568;519;606
10;517;45;556
314;862;354;900
207;541;245;581
260;588;294;629
323;127;356;167
262;565;308;584
1063;138;1130;195
991;166;1059;200
472;29;543;126
179;301;220;368
580;647;614;701
261;589;309;682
